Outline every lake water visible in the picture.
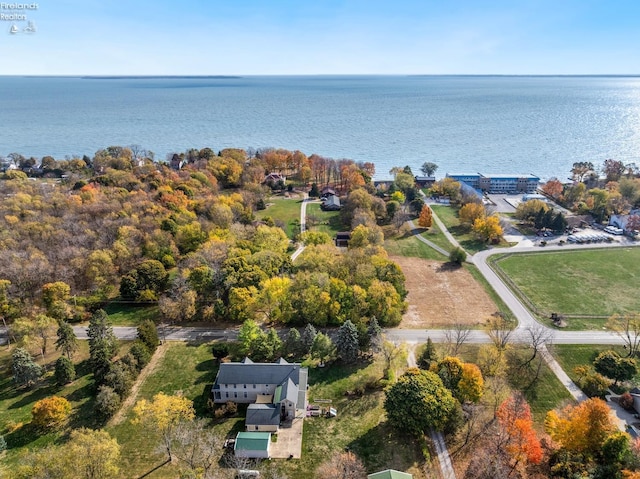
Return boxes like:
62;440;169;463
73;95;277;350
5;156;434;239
2;75;640;180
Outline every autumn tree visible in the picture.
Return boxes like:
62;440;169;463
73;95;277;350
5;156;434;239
11;314;57;360
67;428;121;479
56;320;78;359
310;332;335;365
496;393;543;468
594;350;637;386
571;161;595;182
32;396;72;430
431;177;462;203
316;451;367;479
417;204;433;228
458;363;484;403
541;178;564;199
42;281;72;320
133;393;195;463
171;419;225;479
384;368;460;435
459;203;485;228
546;398;617;457
472;215;503;243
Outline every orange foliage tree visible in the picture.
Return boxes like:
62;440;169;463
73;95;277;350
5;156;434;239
418;204;433;228
496;392;543;466
541;178;564;199
545;397;617;457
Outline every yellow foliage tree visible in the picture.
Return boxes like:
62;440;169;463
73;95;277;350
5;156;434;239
133;392;195;462
67;428;121;479
459;202;485;228
418;204;433;228
31;395;72;429
545;398;617;457
458;363;484;403
472;215;503;243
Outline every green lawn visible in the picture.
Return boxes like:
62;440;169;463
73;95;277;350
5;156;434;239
492;248;640;326
420;222;453;253
384;234;448;261
549;344;638;388
106;341;219;479
430;205;488;254
277;361;428;479
104;303;160;326
0;342;97;471
256;196;303;238
306;202;344;236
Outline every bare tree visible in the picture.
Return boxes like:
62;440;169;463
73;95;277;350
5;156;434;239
607;313;640;357
486;314;513;352
172;419;225;479
316;451;367;479
444;322;472;356
521;323;554;368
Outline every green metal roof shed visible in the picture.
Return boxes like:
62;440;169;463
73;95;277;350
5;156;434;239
367;470;413;479
234;431;271;459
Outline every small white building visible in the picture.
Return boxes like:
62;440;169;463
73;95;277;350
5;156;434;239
234;432;271;459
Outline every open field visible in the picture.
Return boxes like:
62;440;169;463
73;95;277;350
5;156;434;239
306;202;343;236
391;256;498;328
256;196;302;238
492;248;640;327
384;234;447;261
419;222;453;253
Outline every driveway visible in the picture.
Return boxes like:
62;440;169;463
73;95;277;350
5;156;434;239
269;410;304;459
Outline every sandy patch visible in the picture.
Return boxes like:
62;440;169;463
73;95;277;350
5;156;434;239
391;256;498;328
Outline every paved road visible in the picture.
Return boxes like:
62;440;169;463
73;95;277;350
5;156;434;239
291;193;309;262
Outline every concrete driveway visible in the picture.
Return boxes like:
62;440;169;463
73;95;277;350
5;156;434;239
269;411;304;459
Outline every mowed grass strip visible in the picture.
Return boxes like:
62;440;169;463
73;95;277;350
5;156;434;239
494;248;640;317
256;197;302;238
104;303;160;326
384;234;448;261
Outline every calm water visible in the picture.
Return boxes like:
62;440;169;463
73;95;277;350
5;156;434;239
2;75;640;180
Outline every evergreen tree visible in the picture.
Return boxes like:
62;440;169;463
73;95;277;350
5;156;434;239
301;324;317;355
284;328;302;359
136;320;159;353
419;337;438;370
367;317;383;353
55;320;78;359
54;356;75;385
87;310;118;386
335;320;360;364
12;348;43;388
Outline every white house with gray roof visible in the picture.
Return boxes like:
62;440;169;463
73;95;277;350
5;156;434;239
212;358;308;432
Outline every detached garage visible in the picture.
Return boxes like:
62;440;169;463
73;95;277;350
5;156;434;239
234;431;271;459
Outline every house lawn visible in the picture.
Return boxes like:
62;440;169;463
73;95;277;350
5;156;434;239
104;303;160;326
491;248;640;328
256;196;302;238
306;202;344;236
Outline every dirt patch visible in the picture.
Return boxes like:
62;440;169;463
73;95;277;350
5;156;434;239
109;342;168;426
391;256;498;328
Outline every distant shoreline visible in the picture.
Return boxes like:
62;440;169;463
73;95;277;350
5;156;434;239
81;75;243;80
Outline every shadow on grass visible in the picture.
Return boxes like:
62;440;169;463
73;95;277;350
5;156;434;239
437;262;462;273
137;459;171;479
195;358;216;372
5;422;44;449
9;382;58;410
348;421;422;473
193;383;213;416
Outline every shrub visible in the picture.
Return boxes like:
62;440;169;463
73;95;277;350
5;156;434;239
32;396;72;430
137;320;159;352
103;362;134;398
619;392;635;411
212;342;230;361
54;356;76;385
449;247;467;265
214;401;238;419
95;385;121;421
130;341;151;371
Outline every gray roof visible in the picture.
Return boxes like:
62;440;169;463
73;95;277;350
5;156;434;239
215;359;302;388
246;404;280;426
280;377;298;404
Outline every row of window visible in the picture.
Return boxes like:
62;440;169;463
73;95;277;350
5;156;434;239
224;392;249;399
224;384;268;389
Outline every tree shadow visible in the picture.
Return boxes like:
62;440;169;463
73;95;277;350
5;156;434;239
193;383;214;416
5;422;44;449
9;382;57;410
437;262;461;273
136;459;171;479
196;358;216;372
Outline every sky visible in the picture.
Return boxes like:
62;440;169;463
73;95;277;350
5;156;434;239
2;0;640;75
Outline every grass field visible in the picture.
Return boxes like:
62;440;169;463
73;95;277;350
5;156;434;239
549;344;639;389
256;196;302;238
384;234;448;261
492;248;640;326
306;202;344;236
420;222;453;253
430;205;488;254
104;303;160;326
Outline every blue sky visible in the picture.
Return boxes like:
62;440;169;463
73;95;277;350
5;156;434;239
3;0;640;75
